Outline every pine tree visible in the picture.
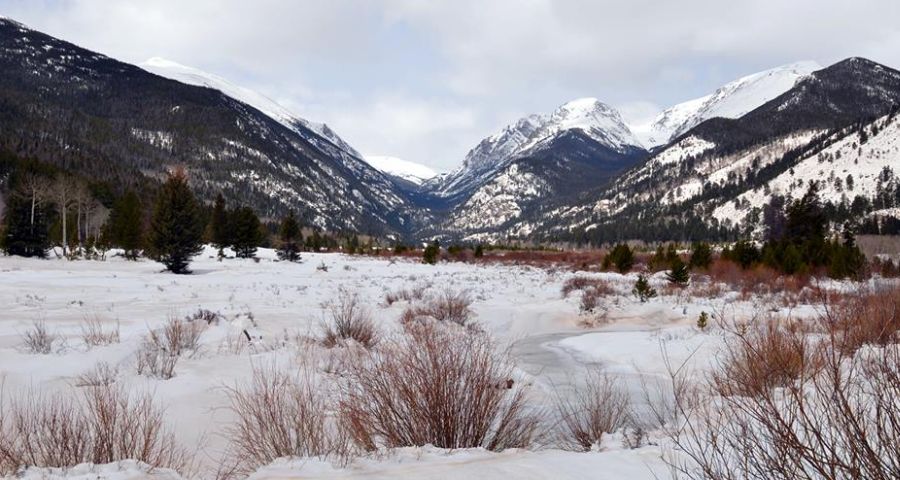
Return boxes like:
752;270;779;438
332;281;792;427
277;210;302;262
306;230;323;252
423;240;440;265
231;206;262;259
148;169;204;274
665;257;690;286
689;242;713;270
697;311;709;331
208;194;230;257
632;274;657;303
648;245;668;271
1;194;50;257
474;244;484;258
107;190;143;260
603;243;635;273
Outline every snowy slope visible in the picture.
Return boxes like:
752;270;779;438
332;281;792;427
363;155;437;185
712;113;900;225
140;57;362;157
632;61;821;146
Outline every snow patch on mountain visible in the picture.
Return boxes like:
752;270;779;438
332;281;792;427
363;156;437;185
632;61;821;146
140;57;361;157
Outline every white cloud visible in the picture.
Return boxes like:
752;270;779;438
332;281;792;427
322;94;477;172
3;0;900;170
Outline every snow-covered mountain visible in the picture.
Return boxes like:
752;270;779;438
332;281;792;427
631;61;821;146
427;98;644;202
140;57;361;158
529;58;900;243
363;156;437;185
0;17;419;236
420;98;648;239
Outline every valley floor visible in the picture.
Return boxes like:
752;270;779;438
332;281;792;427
0;247;874;479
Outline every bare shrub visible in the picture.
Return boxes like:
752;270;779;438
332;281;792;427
555;371;630;451
135;340;179;380
668;286;900;479
134;317;203;379
80;316;120;348
561;276;614;298
340;323;541;451
0;384;192;476
150;317;205;356
75;362;119;387
400;289;474;327
382;283;430;307
21;319;58;354
826;285;900;354
712;317;820;398
421;290;473;325
218;330;250;356
185;308;223;325
222;366;345;476
321;291;378;348
579;287;604;314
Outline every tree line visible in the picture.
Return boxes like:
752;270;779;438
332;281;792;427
1;165;347;274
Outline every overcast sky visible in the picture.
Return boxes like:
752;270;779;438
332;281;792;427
2;0;899;171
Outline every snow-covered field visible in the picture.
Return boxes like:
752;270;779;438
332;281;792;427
0;247;851;479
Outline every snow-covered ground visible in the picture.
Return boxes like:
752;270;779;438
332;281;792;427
0;247;846;479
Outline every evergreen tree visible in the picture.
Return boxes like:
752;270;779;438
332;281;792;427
306;230;323;252
1;194;50;258
785;183;827;245
107;190;143;260
231;206;262;259
632;274;657;302
648;245;668;271
474;244;484;258
277;210;302;262
422;240;440;265
603;243;635;273
828;223;866;279
689;242;713;270
723;240;760;269
697;311;709;331
665;257;690;286
208;194;230;257
148;169;204;274
665;244;680;264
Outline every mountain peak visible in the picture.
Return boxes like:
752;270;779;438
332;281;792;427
523;97;640;153
632;60;821;146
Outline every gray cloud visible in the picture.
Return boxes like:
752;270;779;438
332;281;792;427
2;0;899;171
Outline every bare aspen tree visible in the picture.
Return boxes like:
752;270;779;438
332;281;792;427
16;173;52;227
52;175;78;256
73;181;91;250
